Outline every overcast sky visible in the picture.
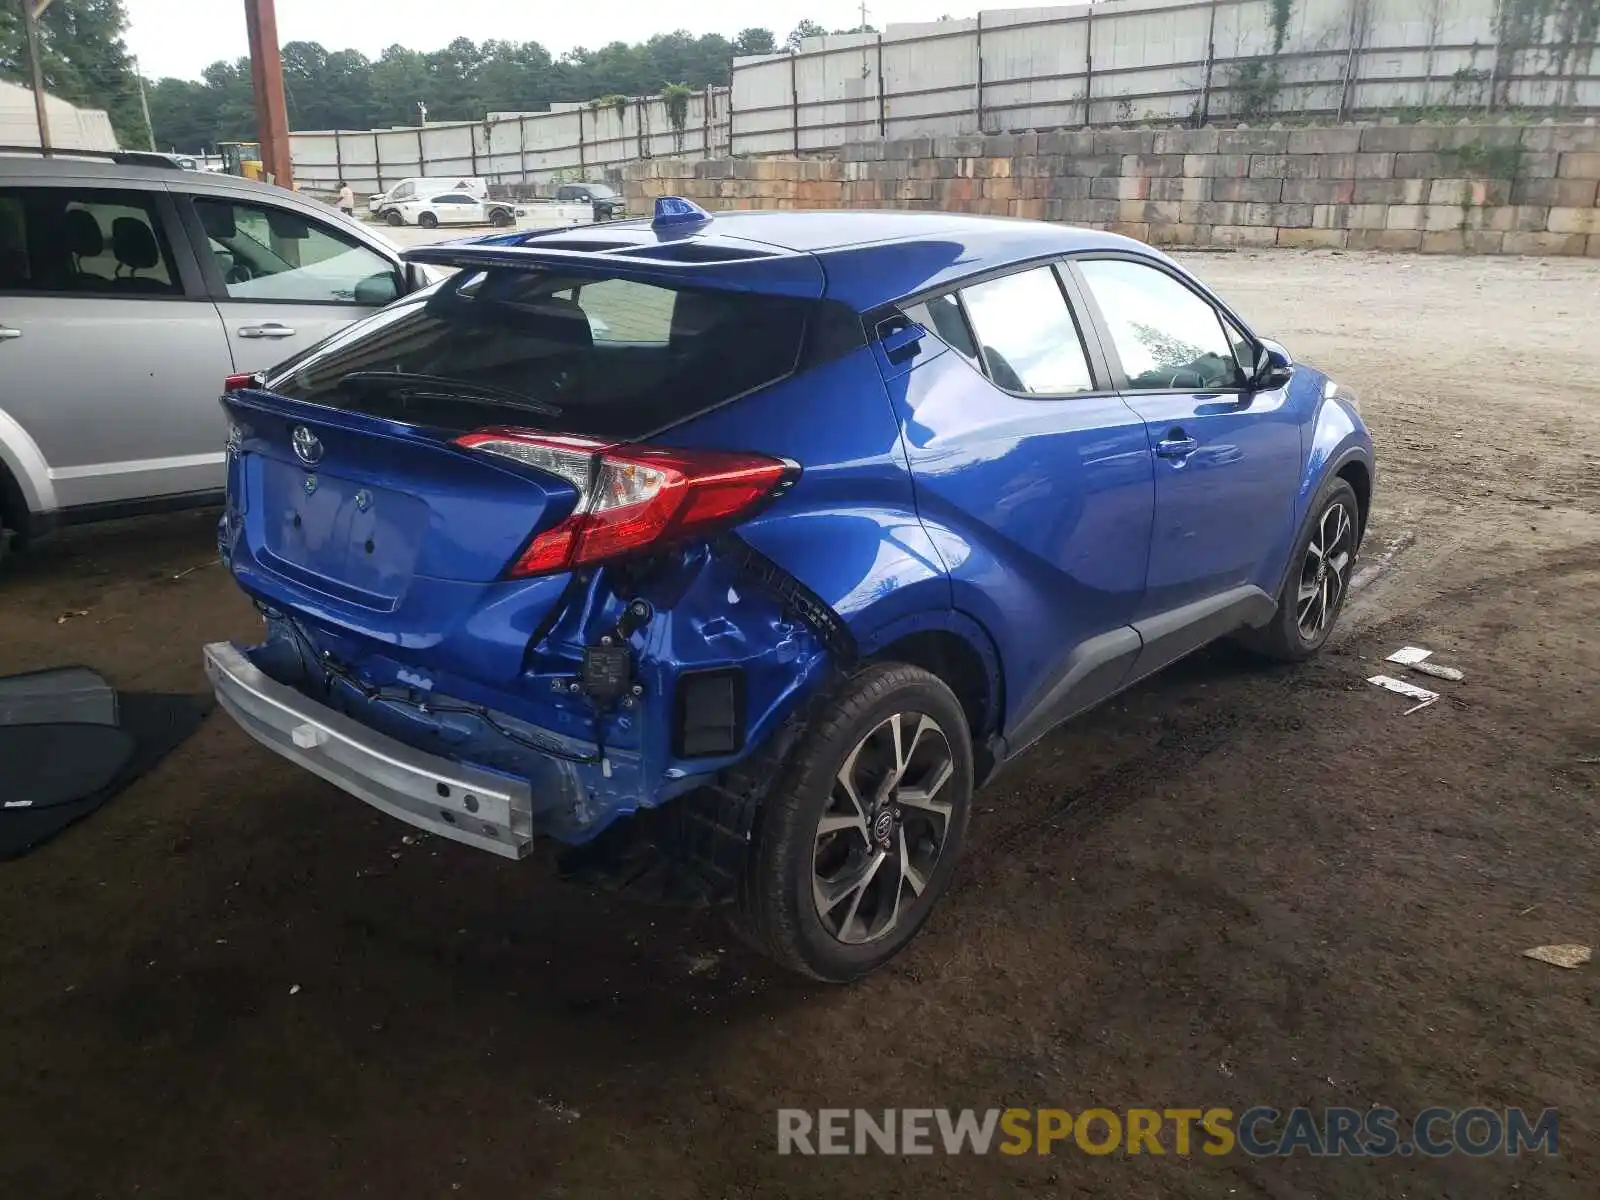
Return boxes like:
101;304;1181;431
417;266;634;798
122;1;972;81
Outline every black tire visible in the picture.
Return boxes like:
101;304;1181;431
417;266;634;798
383;208;403;227
1238;478;1361;662
0;464;26;569
417;212;438;230
488;207;513;228
733;663;974;982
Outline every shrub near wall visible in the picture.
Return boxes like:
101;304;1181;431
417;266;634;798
623;122;1600;256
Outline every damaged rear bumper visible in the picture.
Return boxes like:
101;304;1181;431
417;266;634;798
204;641;536;859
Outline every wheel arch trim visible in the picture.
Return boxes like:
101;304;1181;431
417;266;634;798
854;606;1004;741
0;408;58;518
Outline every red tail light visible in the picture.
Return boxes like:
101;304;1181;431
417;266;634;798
224;372;260;391
454;430;796;577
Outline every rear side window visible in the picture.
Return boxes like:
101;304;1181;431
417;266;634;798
902;294;979;367
959;266;1095;395
0;187;180;296
267;267;829;440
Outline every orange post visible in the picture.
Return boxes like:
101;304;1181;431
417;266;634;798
242;0;293;188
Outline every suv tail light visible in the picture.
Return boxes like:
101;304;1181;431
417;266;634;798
455;430;797;577
224;372;261;391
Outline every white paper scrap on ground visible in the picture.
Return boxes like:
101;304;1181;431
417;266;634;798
1368;675;1439;702
1368;675;1440;712
1522;944;1591;969
1411;661;1465;682
1387;646;1434;665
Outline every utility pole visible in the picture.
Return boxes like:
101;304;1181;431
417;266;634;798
242;0;293;187
132;56;157;151
22;0;55;152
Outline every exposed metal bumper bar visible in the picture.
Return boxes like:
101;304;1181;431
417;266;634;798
203;641;534;859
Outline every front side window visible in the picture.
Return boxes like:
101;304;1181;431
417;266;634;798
195;198;399;305
1078;259;1243;392
958;266;1095;395
0;187;180;296
391;183;416;201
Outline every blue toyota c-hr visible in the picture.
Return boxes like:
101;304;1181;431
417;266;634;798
207;198;1374;981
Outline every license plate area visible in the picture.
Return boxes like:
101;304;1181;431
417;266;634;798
255;456;428;607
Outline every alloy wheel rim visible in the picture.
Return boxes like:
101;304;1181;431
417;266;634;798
811;711;955;946
1297;500;1354;641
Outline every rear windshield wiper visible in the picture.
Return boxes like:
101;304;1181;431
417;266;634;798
337;371;563;418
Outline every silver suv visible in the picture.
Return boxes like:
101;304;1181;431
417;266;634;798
0;148;431;557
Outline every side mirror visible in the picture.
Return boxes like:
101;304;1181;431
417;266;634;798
879;319;927;365
1253;339;1294;390
354;270;401;307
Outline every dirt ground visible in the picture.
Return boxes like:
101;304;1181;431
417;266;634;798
1;249;1596;1199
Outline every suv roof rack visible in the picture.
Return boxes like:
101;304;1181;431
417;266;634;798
0;145;184;170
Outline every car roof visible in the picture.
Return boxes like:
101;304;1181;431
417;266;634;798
516;209;1153;310
0;151;290;198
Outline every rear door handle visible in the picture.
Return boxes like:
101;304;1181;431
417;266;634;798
237;323;296;339
0;326;20;341
1155;432;1198;459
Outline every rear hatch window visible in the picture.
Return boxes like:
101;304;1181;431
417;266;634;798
266;267;841;441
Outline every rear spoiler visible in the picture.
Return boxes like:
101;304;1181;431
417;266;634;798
400;242;827;299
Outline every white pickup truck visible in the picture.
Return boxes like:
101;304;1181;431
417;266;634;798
518;198;596;229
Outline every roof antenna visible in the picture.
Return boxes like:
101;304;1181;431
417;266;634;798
652;196;713;229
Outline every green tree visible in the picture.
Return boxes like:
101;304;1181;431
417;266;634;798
0;0;145;147
140;27;759;150
733;28;777;57
785;20;827;51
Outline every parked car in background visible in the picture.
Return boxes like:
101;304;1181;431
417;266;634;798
0;147;436;559
555;181;625;221
378;189;524;229
206;200;1373;982
368;176;487;217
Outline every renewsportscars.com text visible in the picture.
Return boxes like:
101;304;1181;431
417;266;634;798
776;1107;1559;1158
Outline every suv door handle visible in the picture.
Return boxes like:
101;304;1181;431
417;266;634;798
237;323;296;339
1155;432;1198;459
0;326;20;341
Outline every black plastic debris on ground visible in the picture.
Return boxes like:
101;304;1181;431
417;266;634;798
0;667;212;859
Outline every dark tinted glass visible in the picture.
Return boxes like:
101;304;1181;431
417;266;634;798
0;187;180;296
267;268;818;440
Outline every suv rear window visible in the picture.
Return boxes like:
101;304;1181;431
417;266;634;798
267;267;845;440
0;187;180;296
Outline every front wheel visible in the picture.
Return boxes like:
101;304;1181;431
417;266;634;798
488;207;513;228
734;663;974;982
1239;478;1361;662
383;208;402;227
417;212;438;229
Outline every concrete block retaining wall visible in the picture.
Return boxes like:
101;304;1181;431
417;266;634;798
622;122;1600;256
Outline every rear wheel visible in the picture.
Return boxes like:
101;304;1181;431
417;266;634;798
1239;478;1360;662
488;207;513;228
0;464;26;571
734;663;973;982
417;212;438;230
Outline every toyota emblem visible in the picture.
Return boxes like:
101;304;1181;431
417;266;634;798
291;425;323;467
872;808;895;848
